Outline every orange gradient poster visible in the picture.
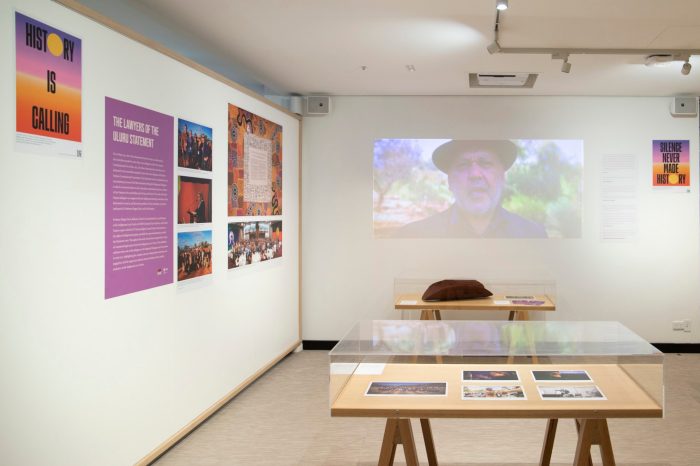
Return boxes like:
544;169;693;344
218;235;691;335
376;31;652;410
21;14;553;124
652;140;689;189
15;12;82;156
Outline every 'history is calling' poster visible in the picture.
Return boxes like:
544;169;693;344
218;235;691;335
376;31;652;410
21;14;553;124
15;12;82;157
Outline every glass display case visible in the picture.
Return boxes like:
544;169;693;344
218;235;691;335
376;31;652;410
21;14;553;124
329;320;663;417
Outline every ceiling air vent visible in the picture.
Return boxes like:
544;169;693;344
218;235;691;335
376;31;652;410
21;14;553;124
469;73;538;88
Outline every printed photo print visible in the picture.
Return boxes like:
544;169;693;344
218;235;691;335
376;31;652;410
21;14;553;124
178;118;212;171
177;230;212;282
365;382;447;396
532;370;592;382
462;385;526;400
463;370;520;382
537;385;606;400
178;176;212;224
228;221;282;269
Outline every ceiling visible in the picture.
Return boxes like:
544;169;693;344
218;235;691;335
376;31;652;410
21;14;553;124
75;0;700;96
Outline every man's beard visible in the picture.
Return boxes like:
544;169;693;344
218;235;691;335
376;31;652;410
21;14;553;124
455;186;502;216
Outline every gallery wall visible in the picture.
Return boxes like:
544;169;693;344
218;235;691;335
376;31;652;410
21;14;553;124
0;1;300;465
302;95;699;343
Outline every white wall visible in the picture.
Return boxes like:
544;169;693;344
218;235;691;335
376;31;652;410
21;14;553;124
0;2;299;465
302;95;699;343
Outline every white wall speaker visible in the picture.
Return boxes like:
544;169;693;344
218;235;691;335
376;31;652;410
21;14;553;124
305;96;331;116
670;97;698;117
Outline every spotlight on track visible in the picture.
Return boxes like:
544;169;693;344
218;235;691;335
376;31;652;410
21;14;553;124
552;53;571;73
561;58;571;74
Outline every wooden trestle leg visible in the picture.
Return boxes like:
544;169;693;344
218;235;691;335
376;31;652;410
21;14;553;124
539;418;558;466
574;419;616;466
541;418;616;466
378;419;399;466
378;418;438;466
420;418;438;466
378;419;419;466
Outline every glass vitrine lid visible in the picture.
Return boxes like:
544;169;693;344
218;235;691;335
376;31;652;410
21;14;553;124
330;320;661;357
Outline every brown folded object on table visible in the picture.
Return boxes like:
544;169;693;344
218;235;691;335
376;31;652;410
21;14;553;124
421;279;493;302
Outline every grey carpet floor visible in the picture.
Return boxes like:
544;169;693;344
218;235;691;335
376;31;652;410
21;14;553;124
154;351;700;466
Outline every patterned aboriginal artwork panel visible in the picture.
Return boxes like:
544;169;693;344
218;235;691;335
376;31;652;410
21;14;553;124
228;104;283;216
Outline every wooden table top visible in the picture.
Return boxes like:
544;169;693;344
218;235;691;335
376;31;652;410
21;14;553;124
394;294;556;311
331;363;662;419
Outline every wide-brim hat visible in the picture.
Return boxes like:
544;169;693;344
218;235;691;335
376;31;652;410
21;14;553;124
432;139;518;172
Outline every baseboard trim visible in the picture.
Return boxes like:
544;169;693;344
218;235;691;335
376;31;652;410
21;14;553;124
303;340;700;353
136;339;301;465
652;343;700;353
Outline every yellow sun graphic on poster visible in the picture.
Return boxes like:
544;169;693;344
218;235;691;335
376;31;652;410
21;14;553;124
668;174;679;184
47;32;63;57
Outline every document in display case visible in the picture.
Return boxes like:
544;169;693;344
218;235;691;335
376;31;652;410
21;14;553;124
329;320;663;466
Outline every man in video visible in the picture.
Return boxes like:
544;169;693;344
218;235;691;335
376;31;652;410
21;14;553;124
396;140;547;238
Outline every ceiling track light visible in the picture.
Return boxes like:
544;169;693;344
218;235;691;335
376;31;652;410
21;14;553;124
645;53;692;75
485;5;698;75
487;40;501;54
561;59;571;74
486;7;503;55
551;53;571;73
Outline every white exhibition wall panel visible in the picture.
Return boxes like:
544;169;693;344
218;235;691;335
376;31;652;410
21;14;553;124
0;1;299;465
302;96;699;343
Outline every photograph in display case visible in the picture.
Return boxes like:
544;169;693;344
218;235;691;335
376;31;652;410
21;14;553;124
537;385;606;400
511;299;546;306
462;385;526;400
463;370;519;382
532;370;592;382
365;382;447;396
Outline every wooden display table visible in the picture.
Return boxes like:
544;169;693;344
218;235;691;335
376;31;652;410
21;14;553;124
330;321;663;466
395;294;555;321
331;363;662;466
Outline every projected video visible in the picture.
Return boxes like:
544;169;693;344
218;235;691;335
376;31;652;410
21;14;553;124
373;139;583;238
